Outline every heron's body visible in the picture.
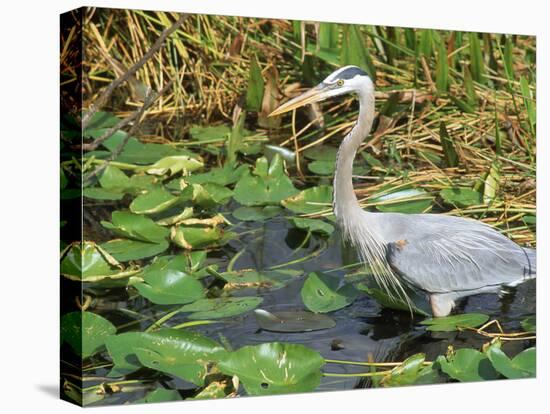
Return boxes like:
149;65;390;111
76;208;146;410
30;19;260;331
270;65;536;316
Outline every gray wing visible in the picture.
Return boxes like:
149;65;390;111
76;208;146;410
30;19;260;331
385;214;535;294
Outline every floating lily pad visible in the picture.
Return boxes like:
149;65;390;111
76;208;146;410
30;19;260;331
143;155;203;177
99;164;131;190
357;283;428;316
371;188;433;213
171;225;229;250
308;160;335;175
233;155;298;206
156;207;194;226
220;269;302;291
440;187;482;207
135;389;182;404
437;348;498;382
303;146;338;161
282;185;333;214
134;265;205;305
486;342;536;379
301;272;359;313
254;309;336;332
233;206;283;221
381;353;432;387
61;311;116;358
101;239;169;262
289;217;334;236
84;111;120;130
178;297;263;319
61;242;140;284
104;332;143;377
101;211;169;243
420;313;489;332
192;183;233;208
187;164;248;186
521;315;536;332
129;186;179;215
83;187;125;200
95;130;198;164
107;329;228;386
218;342;325;395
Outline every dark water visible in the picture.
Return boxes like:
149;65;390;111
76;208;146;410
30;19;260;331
82;212;536;404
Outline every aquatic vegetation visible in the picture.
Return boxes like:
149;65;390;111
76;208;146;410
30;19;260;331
60;8;536;406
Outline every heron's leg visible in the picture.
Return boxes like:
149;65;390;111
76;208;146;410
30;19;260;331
429;293;456;317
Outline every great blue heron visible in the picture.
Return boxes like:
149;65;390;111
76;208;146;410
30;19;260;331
269;65;536;317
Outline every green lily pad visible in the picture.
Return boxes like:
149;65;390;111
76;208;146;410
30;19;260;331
129;186;179;215
440;187;483;207
95;130;198;164
61;311;116;358
84;111;120;130
218;342;325;395
282;185;333;215
420;313;489;332
303;146;338;161
83;187;125;200
371;188;433;213
143;155;203;177
106;329;227;386
254;309;336;332
357;283;428;316
101;239;169;262
104;332;143;377
486;342;536;379
301;272;359;313
381;353;432;387
135;388;182;404
233;206;283;221
308;160;335;175
521;315;536;332
437;348;498;382
220;269;302;291
101;211;169;243
134;265;205;305
61;242;140;283
178;297;263;319
186;164;248;186
192;183;233;208
289;217;334;236
170;225;228;250
156;207;194;226
233;155;298;206
98;164;131;190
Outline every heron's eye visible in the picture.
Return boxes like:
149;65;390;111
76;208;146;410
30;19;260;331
337;79;345;87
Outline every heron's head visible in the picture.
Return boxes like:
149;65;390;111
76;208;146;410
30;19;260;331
269;65;372;117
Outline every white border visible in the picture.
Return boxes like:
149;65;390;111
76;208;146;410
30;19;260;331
1;1;547;413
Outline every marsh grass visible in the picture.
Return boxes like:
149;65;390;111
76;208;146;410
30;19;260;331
81;8;535;246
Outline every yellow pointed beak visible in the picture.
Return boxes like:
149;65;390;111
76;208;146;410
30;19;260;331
268;84;328;117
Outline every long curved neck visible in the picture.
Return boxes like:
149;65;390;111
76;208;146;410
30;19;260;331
333;86;375;228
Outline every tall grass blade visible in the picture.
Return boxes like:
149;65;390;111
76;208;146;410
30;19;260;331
436;40;449;93
319;22;339;50
468;32;486;84
503;36;514;81
419;29;434;58
340;25;376;80
439;121;459;167
245;55;264;112
519;76;536;135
